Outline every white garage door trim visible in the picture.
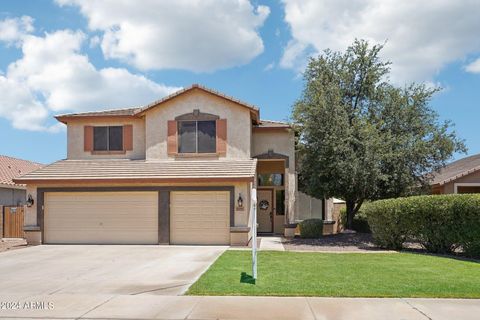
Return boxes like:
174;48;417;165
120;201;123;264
170;191;230;245
44;191;158;244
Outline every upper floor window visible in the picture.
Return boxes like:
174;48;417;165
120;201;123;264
178;120;216;153
94;126;123;151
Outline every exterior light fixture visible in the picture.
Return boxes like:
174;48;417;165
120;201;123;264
237;193;244;208
26;194;34;207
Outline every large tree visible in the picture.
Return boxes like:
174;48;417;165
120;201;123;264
292;40;466;229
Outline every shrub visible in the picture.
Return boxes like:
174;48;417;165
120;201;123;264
339;207;371;233
363;194;480;257
299;219;324;238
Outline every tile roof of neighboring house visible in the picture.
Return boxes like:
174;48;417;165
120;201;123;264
255;119;291;129
0;155;43;188
55;84;260;123
432;153;480;185
14;159;257;184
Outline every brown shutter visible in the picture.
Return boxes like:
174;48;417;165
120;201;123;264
167;120;178;155
216;119;227;156
123;125;133;151
84;126;93;152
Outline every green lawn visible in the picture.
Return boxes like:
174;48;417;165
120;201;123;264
187;250;480;298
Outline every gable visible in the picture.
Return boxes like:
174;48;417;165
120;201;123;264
54;84;260;125
144;87;253;160
136;84;259;122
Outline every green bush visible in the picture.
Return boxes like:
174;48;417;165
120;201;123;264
299;219;324;238
340;207;371;233
364;194;480;257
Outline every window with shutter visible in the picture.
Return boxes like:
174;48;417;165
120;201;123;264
85;125;128;153
177;120;217;153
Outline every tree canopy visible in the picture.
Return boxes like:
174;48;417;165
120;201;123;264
292;39;466;229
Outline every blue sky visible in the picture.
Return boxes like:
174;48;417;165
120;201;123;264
0;0;479;164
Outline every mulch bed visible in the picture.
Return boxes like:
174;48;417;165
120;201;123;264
281;233;479;263
282;233;388;252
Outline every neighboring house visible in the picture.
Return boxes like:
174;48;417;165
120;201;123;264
431;153;480;194
15;84;325;245
0;155;43;206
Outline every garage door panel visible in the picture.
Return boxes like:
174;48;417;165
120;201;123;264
44;192;158;244
44;230;157;244
170;191;230;245
174;220;228;229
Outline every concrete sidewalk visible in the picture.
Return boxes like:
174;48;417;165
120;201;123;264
0;294;478;320
259;236;285;251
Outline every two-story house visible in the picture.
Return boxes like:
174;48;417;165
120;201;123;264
16;84;301;246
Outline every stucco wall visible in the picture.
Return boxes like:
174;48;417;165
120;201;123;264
252;129;297;223
252;129;295;168
441;170;480;194
0;188;26;206
67;118;146;160
145;89;252;160
25;184;37;226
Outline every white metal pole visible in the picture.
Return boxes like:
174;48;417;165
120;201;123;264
251;185;257;280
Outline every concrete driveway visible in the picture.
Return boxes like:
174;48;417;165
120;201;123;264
0;245;226;297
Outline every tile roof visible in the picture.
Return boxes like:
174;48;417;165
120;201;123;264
432;153;480;185
255;119;291;129
136;84;259;115
55;84;260;122
14;159;257;184
0;155;43;188
55;107;141;122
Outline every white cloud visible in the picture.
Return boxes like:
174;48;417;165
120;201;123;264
263;62;275;71
89;35;100;48
56;0;270;72
0;16;34;45
281;0;480;83
0;18;180;131
0;76;51;131
465;58;480;73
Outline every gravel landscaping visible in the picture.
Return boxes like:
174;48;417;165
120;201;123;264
281;233;385;252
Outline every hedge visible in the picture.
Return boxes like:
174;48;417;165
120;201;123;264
299;219;323;238
340;207;371;233
364;194;480;257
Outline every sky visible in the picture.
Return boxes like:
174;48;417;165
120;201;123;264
0;0;480;164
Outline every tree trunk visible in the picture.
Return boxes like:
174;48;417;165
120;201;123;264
345;200;355;230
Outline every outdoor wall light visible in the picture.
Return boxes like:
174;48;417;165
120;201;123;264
26;194;34;207
237;193;244;208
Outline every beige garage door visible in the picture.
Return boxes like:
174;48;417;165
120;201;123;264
170;191;230;245
44;192;158;244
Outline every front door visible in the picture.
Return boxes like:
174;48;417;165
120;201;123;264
257;189;273;233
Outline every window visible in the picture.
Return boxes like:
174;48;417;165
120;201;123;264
93;126;123;151
258;173;284;186
178;120;216;153
276;190;285;215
